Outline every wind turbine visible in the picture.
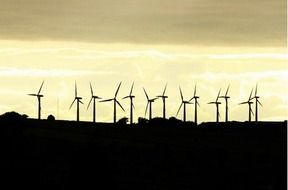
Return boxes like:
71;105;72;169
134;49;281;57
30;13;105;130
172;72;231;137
251;84;263;122
219;85;230;122
239;88;254;122
143;88;158;120
100;82;125;123
176;86;193;122
157;83;168;119
28;80;44;120
189;84;200;125
87;82;102;123
69;82;84;122
208;89;221;123
123;82;135;124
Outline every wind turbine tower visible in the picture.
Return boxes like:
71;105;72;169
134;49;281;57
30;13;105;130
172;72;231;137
69;82;83;122
176;86;193;122
251;84;262;122
143;88;158;120
87;82;102;123
123;82;135;124
239;88;254;122
157;84;168;119
219;85;230;122
28;80;44;120
189;84;200;125
208;89;221;123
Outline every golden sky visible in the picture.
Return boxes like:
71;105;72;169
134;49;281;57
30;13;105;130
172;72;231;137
0;0;287;122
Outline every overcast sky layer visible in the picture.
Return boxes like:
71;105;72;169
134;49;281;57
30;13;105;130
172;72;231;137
0;0;286;46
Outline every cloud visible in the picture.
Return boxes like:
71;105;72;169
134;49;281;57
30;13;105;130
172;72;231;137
0;0;285;46
0;67;114;77
209;53;288;60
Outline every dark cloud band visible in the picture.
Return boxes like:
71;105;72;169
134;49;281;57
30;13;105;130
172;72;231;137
0;0;286;46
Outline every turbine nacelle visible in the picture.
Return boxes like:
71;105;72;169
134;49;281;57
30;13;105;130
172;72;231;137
143;88;158;102
252;96;260;99
189;96;199;101
208;101;221;105
157;95;168;99
148;97;158;103
28;94;44;97
219;96;230;99
123;95;135;99
92;96;102;99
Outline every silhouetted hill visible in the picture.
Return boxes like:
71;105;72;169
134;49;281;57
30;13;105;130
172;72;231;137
0;115;286;189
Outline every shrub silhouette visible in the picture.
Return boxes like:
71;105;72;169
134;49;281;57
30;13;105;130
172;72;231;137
117;117;128;125
47;115;55;121
138;117;148;125
0;111;28;121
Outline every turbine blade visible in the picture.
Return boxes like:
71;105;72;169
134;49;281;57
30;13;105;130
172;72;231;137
225;84;230;96
132;102;135;110
69;99;76;110
75;81;77;98
162;83;167;96
95;96;102;99
116;100;125;112
90;82;94;96
123;96;130;99
216;89;221;102
249;88;254;100
179;86;183;101
79;100;84;104
255;83;258;96
143;88;149;100
258;100;263;107
151;97;158;101
99;98;114;102
87;97;93;109
129;81;134;96
189;97;194;102
197;102;200;107
194;84;197;97
38;80;44;95
176;103;183;116
239;101;248;105
28;94;37;96
144;102;149;117
115;82;122;98
208;101;216;104
250;108;254;116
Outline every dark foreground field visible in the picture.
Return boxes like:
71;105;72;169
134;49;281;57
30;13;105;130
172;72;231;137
0;117;286;190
